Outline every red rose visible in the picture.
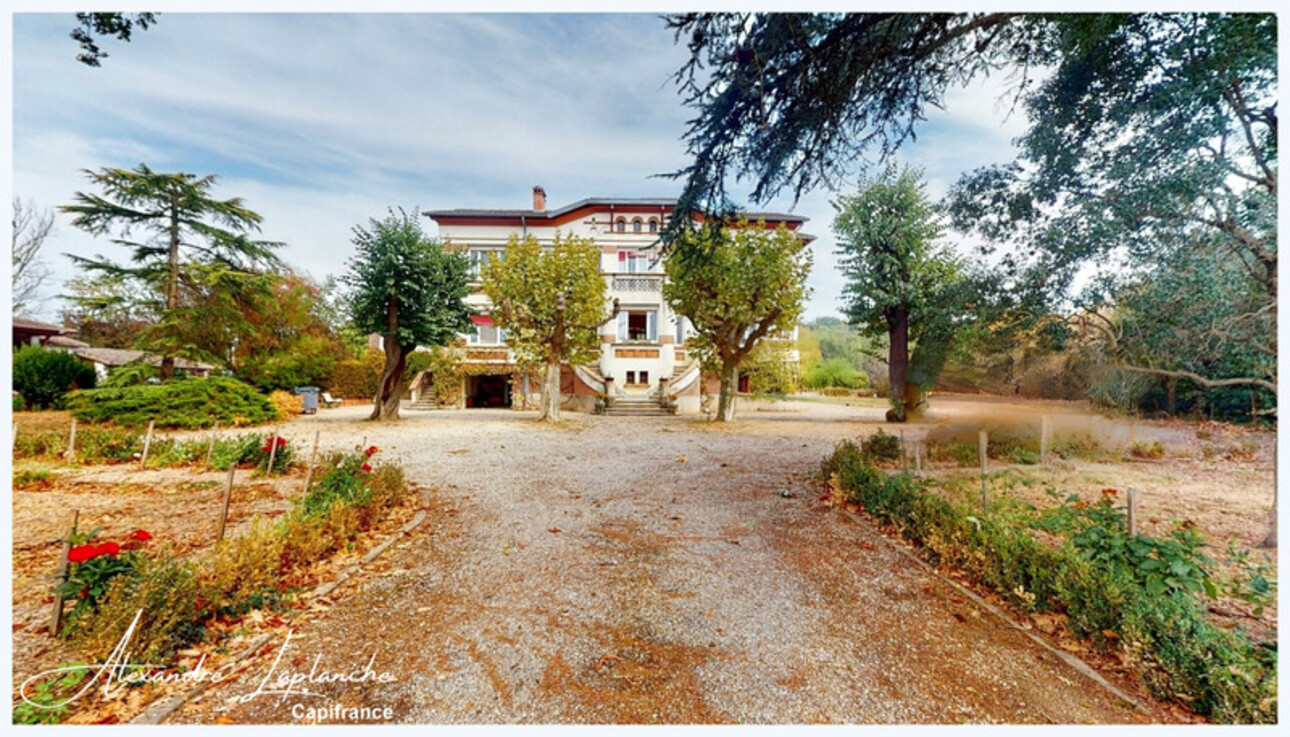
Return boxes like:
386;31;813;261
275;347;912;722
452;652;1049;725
275;437;288;448
96;542;121;557
128;529;153;542
68;544;99;563
364;445;379;457
1101;488;1118;497
361;463;373;473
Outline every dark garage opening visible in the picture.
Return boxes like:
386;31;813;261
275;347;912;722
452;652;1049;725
467;374;511;408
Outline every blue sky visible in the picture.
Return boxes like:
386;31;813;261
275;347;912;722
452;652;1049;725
9;10;1028;322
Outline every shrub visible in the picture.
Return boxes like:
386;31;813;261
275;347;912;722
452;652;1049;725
804;357;864;389
326;347;384;399
404;349;433;388
67;554;203;664
821;443;1277;723
100;359;160;388
13;346;98;410
74;427;144;464
13;393;24;412
268;390;304;417
1008;446;1041;465
1129;440;1166;459
210;433;264;471
860;429;902;461
254;434;294;475
55;529;147;625
941;442;978;467
1051;433;1105;461
67;376;281;429
13;430;68;460
13;465;54;487
204;520;286;615
819;387;856;397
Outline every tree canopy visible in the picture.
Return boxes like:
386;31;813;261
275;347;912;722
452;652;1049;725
834;166;965;420
344;208;472;420
481;232;616;422
71;12;158;67
62;164;282;377
664;219;811;421
666;11;1276;408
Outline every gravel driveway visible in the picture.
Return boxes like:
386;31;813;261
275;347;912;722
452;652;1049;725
167;402;1163;724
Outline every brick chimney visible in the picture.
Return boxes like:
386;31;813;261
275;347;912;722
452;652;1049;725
532;186;546;211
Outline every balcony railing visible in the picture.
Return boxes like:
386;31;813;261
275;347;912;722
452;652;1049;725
612;275;662;292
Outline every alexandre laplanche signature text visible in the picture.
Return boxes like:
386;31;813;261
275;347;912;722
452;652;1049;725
20;609;398;721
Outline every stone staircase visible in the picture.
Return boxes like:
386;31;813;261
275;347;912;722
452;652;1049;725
602;397;672;417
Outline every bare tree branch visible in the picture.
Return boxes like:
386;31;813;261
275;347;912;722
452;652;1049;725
12;197;55;314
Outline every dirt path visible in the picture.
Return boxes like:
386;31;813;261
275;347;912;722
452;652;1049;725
159;404;1179;724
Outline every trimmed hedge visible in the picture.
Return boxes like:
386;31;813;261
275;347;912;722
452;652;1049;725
13;346;98;409
66;376;281;429
822;440;1276;723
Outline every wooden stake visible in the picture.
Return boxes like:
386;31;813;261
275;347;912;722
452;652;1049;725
899;430;907;472
205;422;219;470
914;441;922;476
308;430;320;468
67;418;77;466
979;430;988;509
217;466;235;542
1127;487;1138;536
302;464;315;495
49;510;79;637
140;420;156;467
266;426;281;475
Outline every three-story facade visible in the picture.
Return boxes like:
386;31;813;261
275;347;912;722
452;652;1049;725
423;187;809;413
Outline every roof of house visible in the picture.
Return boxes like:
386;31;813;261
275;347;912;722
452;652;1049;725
424;196;809;224
73;347;215;371
46;335;91;349
12;316;73;335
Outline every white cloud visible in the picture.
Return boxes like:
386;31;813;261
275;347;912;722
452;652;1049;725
11;12;1029;324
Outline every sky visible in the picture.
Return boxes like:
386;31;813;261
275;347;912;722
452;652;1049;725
9;10;1029;324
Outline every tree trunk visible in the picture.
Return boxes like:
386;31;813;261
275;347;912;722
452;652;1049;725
886;306;910;422
371;335;407;421
538;358;562;422
371;295;405;421
716;360;738;422
1166;376;1178;415
160;195;181;381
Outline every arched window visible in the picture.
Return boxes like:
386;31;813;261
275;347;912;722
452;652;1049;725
648;219;658;233
615;217;626;233
632;218;643;233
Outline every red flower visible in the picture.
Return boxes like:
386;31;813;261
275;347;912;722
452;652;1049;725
68;544;99;563
128;529;153;542
361;463;373;473
96;542;121;557
1101;488;1118;497
364;445;379;457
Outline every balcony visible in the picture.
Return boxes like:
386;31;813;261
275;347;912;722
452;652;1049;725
611;274;662;293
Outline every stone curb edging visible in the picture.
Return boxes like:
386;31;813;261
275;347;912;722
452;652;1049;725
129;508;430;724
836;506;1150;714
